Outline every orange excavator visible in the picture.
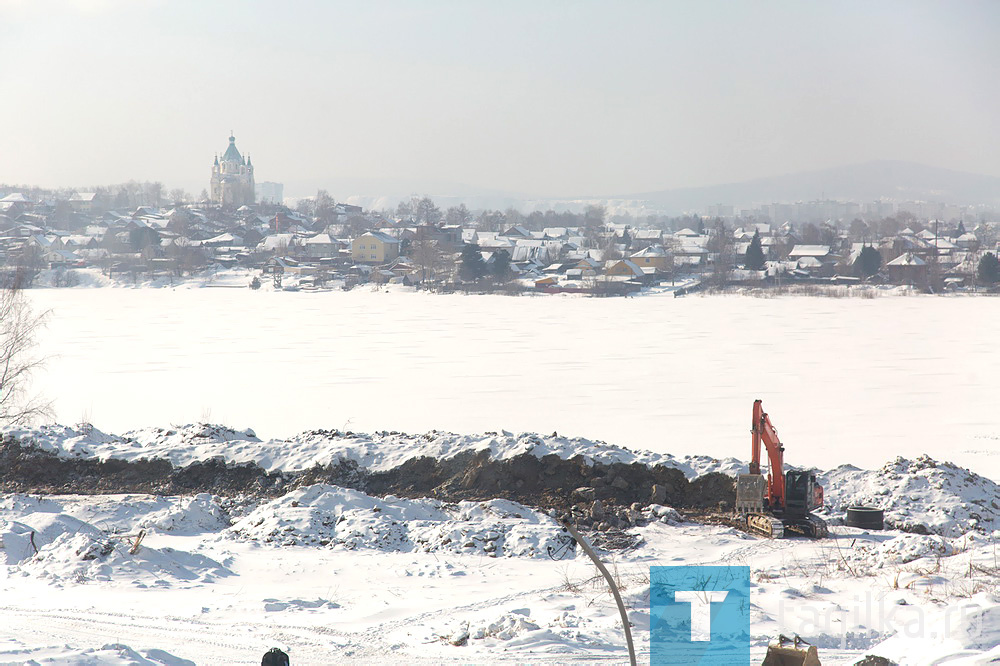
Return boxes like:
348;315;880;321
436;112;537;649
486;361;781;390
736;400;828;538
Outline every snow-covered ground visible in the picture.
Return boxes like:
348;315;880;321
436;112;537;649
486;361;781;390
1;425;998;664
4;286;997;663
25;287;1000;481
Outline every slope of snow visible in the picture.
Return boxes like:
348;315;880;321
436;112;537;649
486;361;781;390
0;485;997;664
822;455;1000;536
0;641;194;665
1;422;744;478
226;484;573;559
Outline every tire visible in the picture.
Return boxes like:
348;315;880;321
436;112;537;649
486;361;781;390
846;506;884;530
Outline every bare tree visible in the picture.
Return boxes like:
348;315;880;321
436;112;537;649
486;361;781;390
445;204;471;226
708;219;734;287
0;287;50;424
168;188;189;205
411;238;442;282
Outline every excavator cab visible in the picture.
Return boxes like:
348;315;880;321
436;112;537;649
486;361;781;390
783;470;820;519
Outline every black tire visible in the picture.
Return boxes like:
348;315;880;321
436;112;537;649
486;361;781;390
846;506;884;530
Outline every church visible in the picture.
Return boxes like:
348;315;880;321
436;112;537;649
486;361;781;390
210;133;255;206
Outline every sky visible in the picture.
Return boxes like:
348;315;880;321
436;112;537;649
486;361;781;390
1;0;998;199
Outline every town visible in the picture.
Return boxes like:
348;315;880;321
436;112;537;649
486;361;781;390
1;134;998;295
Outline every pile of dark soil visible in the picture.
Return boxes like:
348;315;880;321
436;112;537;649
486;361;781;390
0;434;735;524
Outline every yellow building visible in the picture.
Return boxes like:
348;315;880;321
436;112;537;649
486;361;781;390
351;231;400;264
604;259;645;279
629;245;671;272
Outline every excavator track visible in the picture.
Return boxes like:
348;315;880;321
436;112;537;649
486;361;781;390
746;513;785;539
802;515;828;539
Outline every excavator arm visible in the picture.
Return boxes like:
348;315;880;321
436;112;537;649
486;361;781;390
749;399;786;511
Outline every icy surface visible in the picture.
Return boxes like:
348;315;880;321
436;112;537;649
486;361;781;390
24;289;1000;479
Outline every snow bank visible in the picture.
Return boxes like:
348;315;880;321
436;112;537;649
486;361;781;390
869;595;1000;665
823;455;1000;536
0;493;229;536
0;640;195;665
17;528;233;585
1;422;742;478
226;484;574;559
0;495;233;585
136;493;230;534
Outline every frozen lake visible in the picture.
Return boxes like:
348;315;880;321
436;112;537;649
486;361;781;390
26;287;1000;479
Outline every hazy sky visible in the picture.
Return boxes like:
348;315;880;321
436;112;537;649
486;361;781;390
1;0;998;198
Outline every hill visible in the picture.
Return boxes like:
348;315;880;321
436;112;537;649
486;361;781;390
627;160;1000;213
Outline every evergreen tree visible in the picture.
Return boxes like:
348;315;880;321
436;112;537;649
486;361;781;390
491;249;512;282
744;229;766;270
978;252;1000;284
459;244;488;282
857;245;882;278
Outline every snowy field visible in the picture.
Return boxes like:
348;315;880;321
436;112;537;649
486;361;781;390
0;424;998;665
4;284;998;664
26;285;1000;481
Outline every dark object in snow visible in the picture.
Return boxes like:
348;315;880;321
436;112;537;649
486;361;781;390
261;647;289;666
846;506;885;530
853;656;897;666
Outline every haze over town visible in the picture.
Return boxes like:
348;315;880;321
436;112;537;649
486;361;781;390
2;0;999;201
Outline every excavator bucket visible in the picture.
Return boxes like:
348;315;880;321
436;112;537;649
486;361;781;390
736;473;766;515
762;643;821;666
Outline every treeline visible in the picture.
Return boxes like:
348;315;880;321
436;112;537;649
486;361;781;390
0;181;195;209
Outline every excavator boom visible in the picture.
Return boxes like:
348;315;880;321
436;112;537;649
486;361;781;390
750;399;786;510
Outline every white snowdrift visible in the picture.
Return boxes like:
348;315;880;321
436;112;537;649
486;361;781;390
0;641;195;666
225;484;574;559
822;455;1000;537
0;422;743;478
869;595;1000;665
15;526;233;585
0;495;233;585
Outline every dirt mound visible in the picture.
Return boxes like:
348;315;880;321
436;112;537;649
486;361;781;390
0;434;734;525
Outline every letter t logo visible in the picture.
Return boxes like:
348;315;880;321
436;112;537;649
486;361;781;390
673;590;729;641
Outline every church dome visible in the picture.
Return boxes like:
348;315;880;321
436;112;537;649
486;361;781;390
222;134;245;165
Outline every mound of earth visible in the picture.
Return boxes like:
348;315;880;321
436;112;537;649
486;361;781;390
822;455;1000;536
0;432;735;526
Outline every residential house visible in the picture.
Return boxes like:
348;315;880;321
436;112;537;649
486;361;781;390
787;245;837;274
629;245;671;272
43;248;81;266
500;225;532;239
68;192;98;212
631;229;663;249
604;259;644;280
351;231;400;264
303;233;339;259
885;252;928;287
572;257;602;276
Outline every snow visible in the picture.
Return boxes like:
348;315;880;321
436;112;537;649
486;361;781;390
1;428;999;662
2;422;743;478
225;485;572;558
23;288;1000;482
822;455;1000;537
2;288;998;663
0;477;996;663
